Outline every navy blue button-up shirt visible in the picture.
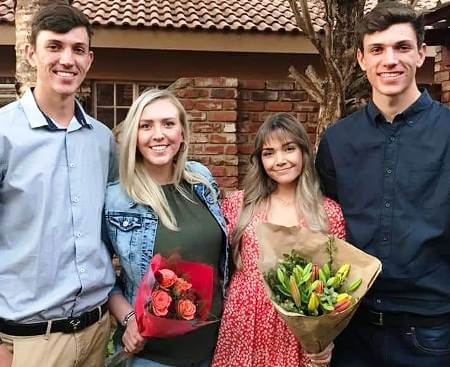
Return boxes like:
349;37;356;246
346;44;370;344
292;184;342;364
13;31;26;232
316;90;450;315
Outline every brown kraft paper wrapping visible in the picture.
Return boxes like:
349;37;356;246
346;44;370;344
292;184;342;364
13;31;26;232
257;223;382;354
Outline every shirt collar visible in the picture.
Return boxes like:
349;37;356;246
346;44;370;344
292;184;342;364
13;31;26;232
366;89;433;126
20;88;93;130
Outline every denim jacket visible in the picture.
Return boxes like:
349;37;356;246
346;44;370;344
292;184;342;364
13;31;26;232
104;161;229;305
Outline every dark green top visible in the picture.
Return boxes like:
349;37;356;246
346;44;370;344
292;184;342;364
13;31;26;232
138;181;223;366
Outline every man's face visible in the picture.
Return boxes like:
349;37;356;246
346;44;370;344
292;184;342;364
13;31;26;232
26;27;93;99
357;23;426;100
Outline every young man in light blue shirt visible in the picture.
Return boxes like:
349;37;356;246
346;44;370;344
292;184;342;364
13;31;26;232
0;4;116;366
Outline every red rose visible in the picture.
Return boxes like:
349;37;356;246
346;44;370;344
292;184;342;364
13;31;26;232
173;278;192;296
156;269;177;289
176;299;196;320
151;290;172;316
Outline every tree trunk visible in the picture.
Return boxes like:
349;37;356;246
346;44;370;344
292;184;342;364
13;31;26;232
15;0;69;97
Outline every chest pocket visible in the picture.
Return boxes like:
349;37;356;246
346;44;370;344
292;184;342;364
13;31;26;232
107;214;143;264
407;162;450;209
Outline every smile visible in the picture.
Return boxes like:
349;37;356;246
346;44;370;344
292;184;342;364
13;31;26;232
378;71;403;79
54;71;77;77
150;145;169;152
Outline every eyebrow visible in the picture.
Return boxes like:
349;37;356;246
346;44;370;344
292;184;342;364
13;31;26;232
262;141;295;150
367;40;414;48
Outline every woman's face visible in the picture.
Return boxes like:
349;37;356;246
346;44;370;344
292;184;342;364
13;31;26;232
137;98;184;177
261;133;303;187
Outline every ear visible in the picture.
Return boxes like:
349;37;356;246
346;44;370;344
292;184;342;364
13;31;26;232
357;48;366;71
25;43;36;67
416;43;426;68
86;50;94;72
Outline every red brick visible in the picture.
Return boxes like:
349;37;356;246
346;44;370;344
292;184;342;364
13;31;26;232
251;90;278;101
215;176;238;189
293;102;319;112
442;81;450;92
181;99;194;110
225;145;238;154
210;133;236;143
192;122;219;133
210;166;227;176
222;100;237;110
195;100;222;111
208;111;237;122
191;145;204;154
210;88;238;99
238;90;252;100
435;71;449;83
188;111;207;121
308;112;319;122
265;101;293;112
239;80;266;89
280;91;308;101
226;166;238;176
194;77;238;88
266;81;294;90
238;122;262;133
204;145;225;154
238;145;254;154
237;100;264;111
177;88;209;98
210;155;239;166
190;134;209;143
296;112;308;122
442;91;450;103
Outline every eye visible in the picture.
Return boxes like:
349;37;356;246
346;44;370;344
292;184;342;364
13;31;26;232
74;47;87;55
139;122;151;130
370;47;382;55
163;120;175;127
47;43;60;51
262;151;273;157
285;144;297;152
398;44;412;52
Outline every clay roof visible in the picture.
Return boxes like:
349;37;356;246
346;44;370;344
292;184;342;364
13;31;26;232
0;0;448;33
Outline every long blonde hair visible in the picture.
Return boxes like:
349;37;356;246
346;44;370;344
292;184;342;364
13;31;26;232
119;89;214;231
232;112;328;262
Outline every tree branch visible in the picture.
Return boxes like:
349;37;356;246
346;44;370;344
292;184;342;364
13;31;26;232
289;65;324;104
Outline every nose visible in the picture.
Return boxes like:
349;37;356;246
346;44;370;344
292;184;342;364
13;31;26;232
383;47;398;66
59;47;75;66
151;123;164;141
275;151;286;166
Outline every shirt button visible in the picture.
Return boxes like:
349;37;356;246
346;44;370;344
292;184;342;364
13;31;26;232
69;162;76;168
386;168;392;174
75;232;82;238
123;220;129;227
72;196;79;203
79;267;86;273
376;299;382;304
385;201;391;208
389;136;396;142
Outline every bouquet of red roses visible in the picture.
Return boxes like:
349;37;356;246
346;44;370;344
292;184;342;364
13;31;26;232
135;253;216;337
105;253;217;366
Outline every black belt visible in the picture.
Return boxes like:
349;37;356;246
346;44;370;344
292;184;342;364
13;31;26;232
356;306;450;328
0;302;108;336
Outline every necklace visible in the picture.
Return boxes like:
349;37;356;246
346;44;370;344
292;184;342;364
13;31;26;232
272;195;295;207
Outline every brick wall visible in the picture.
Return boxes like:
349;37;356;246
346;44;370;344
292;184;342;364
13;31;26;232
435;46;450;105
172;77;319;191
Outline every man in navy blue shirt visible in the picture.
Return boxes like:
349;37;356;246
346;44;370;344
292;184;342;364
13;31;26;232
316;2;450;366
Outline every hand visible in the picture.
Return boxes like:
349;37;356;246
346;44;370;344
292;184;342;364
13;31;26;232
122;316;145;354
0;344;13;367
306;342;334;366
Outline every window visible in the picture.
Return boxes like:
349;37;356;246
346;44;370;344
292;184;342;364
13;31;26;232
92;81;171;129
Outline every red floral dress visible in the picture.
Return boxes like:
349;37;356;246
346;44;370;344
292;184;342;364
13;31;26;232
212;190;346;367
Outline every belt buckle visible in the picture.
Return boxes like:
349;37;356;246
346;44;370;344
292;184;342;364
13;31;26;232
68;317;82;331
371;310;384;326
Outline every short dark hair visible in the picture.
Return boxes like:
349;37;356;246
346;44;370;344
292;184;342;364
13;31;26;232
357;2;425;51
30;3;92;45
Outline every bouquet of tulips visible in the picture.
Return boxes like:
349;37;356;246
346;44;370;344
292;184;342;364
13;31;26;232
265;247;363;317
257;223;382;365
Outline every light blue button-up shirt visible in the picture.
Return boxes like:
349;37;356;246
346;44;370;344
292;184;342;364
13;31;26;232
0;89;117;322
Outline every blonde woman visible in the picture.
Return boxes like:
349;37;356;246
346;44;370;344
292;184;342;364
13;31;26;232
212;113;345;367
104;89;229;367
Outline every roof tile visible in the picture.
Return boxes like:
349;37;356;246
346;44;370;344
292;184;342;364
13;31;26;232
0;0;448;33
